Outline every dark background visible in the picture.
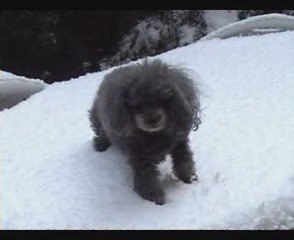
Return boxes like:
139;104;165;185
0;10;291;83
0;10;157;83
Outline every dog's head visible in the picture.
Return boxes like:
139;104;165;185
124;74;175;133
105;59;201;136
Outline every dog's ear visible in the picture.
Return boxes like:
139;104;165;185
101;68;136;137
168;67;201;132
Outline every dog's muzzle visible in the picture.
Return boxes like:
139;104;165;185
135;109;167;132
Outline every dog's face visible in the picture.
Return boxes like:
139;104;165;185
124;78;175;133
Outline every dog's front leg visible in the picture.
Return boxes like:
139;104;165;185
130;156;165;205
171;139;198;183
93;135;110;152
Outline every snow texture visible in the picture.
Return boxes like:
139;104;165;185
0;75;46;110
1;31;294;229
201;13;294;41
203;10;239;33
0;71;46;110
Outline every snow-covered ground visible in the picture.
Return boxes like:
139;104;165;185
0;73;46;111
1;30;294;229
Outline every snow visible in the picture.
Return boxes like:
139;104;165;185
204;10;239;32
0;71;46;110
1;31;294;229
178;25;198;46
99;10;207;70
99;11;294;71
202;13;294;41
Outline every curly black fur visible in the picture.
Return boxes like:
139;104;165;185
89;59;201;205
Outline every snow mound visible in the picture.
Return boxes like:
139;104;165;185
0;71;46;110
201;13;294;41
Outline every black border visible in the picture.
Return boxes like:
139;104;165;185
1;229;294;239
0;0;294;10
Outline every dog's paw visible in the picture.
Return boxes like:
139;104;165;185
135;185;165;205
179;173;198;184
172;158;198;184
93;136;110;152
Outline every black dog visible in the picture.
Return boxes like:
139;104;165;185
89;59;201;205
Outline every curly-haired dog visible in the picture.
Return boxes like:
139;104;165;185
89;59;201;205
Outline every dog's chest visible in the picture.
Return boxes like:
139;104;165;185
130;132;176;155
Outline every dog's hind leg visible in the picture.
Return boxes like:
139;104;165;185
89;108;111;152
171;139;198;183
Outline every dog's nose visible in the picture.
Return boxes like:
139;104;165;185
145;115;161;125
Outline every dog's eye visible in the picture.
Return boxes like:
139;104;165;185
162;92;174;101
161;87;174;98
125;98;140;109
